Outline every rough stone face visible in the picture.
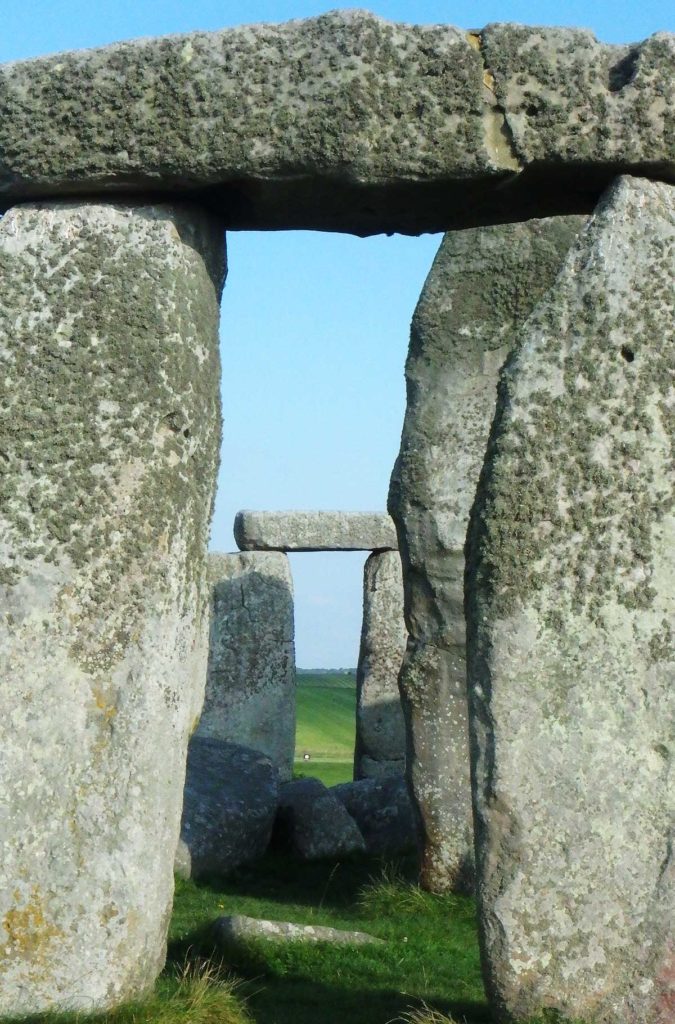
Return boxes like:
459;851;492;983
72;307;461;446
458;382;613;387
354;550;407;779
196;551;295;780
234;510;398;552
215;914;383;948
466;176;674;1024
180;738;279;880
0;201;224;1013
332;777;419;857
273;778;366;860
389;214;585;892
0;13;671;232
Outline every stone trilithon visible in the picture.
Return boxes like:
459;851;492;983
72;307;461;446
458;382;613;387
0;201;224;1013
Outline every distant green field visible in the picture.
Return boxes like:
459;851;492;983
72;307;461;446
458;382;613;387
294;671;356;786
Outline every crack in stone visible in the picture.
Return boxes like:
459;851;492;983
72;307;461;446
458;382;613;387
467;30;523;173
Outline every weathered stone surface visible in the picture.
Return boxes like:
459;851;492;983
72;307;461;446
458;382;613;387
389;214;584;892
354;550;407;779
196;551;295;780
214;914;383;948
273;778;366;860
466;176;674;1024
332;777;419;857
180;738;279;880
0;13;671;232
0;201;224;1014
235;510;398;552
174;839;192;882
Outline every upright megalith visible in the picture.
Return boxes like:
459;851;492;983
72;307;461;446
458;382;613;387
196;551;296;779
466;176;674;1023
390;214;584;892
354;550;407;779
0;201;225;1013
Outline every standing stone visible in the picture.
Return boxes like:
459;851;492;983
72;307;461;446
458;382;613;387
0;201;224;1014
466;176;674;1024
389;214;584;892
354;550;407;779
196;551;295;780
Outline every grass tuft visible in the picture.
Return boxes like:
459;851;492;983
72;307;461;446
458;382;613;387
391;1004;460;1024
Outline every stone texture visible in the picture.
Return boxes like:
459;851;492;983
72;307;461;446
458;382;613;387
196;551;295;780
214;914;383;948
273;778;366;860
389;214;585;892
180;738;279;881
332;777;419;857
174;839;192;882
0;13;671;232
234;510;398;552
354;550;407;779
466;176;674;1024
0;201;224;1014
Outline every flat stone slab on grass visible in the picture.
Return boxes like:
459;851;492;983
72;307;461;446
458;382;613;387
235;510;398;552
214;914;384;948
0;12;672;232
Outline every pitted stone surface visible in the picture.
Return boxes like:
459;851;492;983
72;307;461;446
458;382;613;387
354;550;407;779
235;510;398;552
215;914;383;948
0;201;224;1013
0;13;671;232
466;176;674;1024
389;214;584;892
273;778;366;860
196;551;295;780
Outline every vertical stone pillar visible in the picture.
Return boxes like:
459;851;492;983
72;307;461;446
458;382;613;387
196;551;296;779
466;176;674;1023
354;549;407;780
0;202;224;1013
390;215;584;892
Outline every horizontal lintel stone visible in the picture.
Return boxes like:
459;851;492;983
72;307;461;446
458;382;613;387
234;511;398;552
0;11;672;233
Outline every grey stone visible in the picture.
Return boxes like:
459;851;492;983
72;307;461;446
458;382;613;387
174;839;192;882
234;509;398;552
214;914;383;948
466;175;675;1024
0;201;224;1015
180;738;279;880
332;777;419;857
389;214;585;892
0;14;671;232
354;550;407;779
273;778;366;860
196;551;295;780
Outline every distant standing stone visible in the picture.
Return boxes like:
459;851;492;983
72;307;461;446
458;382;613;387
466;176;675;1024
180;738;279;880
0;201;224;1014
354;550;407;779
389;213;584;893
196;551;296;780
234;510;398;552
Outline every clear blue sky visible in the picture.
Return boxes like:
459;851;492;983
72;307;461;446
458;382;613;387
2;2;671;666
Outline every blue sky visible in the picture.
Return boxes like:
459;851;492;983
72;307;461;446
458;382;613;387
2;2;672;666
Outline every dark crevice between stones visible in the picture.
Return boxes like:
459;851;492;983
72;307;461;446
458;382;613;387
608;48;640;92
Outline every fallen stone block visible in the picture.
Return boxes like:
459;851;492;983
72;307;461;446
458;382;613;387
354;550;407;780
273;777;366;860
332;776;419;858
0;200;224;1015
196;551;295;780
180;738;279;880
389;212;584;893
214;914;384;949
234;509;398;551
466;175;675;1024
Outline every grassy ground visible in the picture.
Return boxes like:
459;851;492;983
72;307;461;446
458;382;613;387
293;670;356;787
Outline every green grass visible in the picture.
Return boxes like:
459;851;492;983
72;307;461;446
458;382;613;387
294;671;356;782
168;853;489;1024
